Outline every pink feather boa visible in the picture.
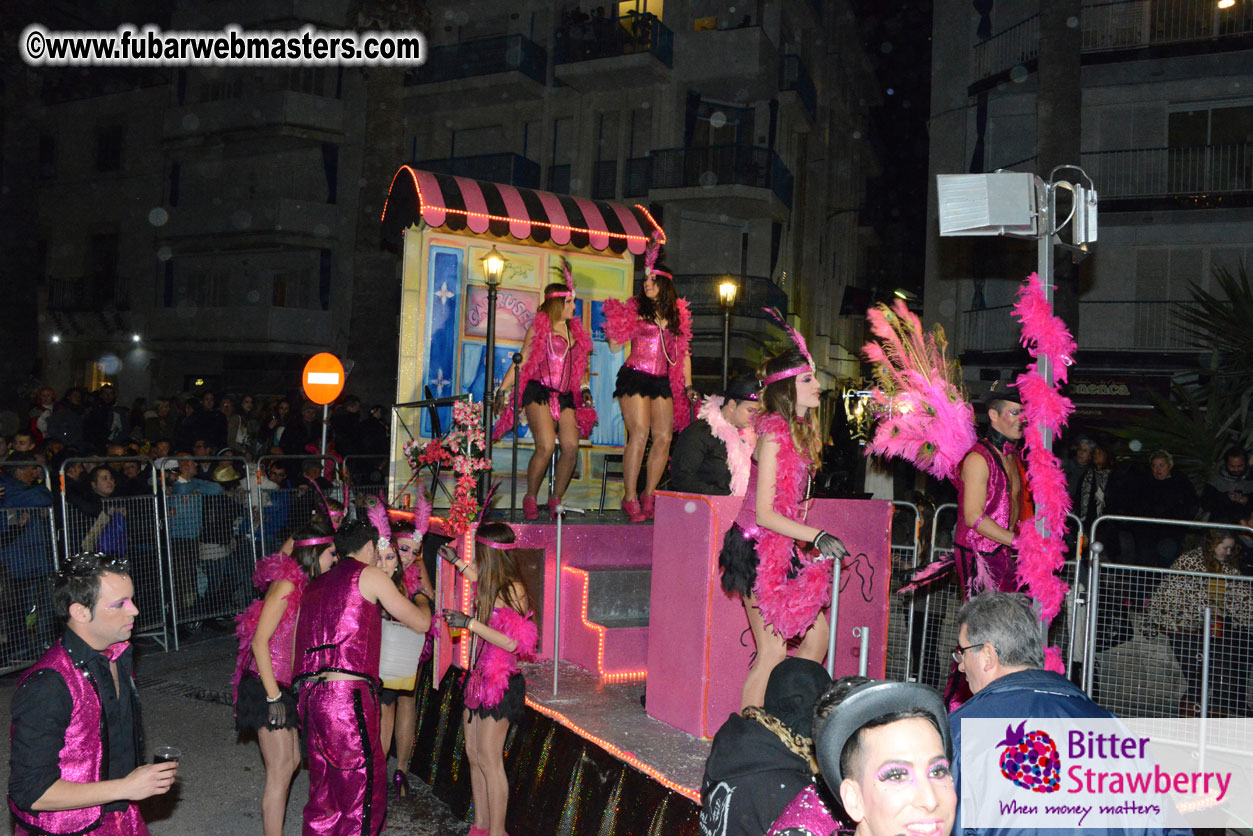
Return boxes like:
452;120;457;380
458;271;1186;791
1011;273;1076;673
493;311;597;440
462;607;538;711
602;296;694;432
699;396;757;496
751;413;832;639
232;553;307;700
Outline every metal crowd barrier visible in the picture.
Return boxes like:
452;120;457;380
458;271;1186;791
59;457;170;650
343;454;389;501
157;456;257;650
255;454;339;557
0;462;61;673
905;504;1083;690
884;501;920;682
1082;515;1253;719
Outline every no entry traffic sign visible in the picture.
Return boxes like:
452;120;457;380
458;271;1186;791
302;353;345;405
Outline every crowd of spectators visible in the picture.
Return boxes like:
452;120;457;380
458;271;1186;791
0;383;391;658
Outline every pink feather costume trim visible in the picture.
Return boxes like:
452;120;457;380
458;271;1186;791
862;301;976;483
751;413;832;639
602;296;695;432
699;395;757;496
492;308;597;440
232;553;307;701
1011;273;1077;673
462;606;539;711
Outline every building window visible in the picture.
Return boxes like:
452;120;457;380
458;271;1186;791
1167;103;1253;193
273;269;315;308
694;101;753;147
95;125;124;172
88;233;122;307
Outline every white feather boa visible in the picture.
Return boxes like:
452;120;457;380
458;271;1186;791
698;396;757;496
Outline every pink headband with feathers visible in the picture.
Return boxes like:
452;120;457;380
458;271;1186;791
386;485;432;540
365;496;392;551
547;257;576;299
760;307;816;385
644;231;671;280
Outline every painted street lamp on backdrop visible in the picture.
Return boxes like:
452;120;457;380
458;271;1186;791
718;279;739;389
480;245;507;486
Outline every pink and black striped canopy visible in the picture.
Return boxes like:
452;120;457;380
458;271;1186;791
381;165;665;255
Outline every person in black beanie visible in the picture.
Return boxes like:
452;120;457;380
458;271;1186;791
700;657;832;836
670;375;762;496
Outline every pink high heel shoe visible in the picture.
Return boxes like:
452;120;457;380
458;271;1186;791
523;496;539;521
621;498;646;523
468;827;489;836
640;493;655;520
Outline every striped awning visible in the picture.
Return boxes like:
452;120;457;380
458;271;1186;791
380;165;665;255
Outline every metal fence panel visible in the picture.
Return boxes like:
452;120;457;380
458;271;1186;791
58;458;168;648
885;501;920;682
0;461;61;673
158;456;258;642
1085;514;1253;719
256;455;341;557
344;455;389;502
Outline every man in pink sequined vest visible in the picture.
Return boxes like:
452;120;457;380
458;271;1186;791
8;553;177;836
293;519;430;836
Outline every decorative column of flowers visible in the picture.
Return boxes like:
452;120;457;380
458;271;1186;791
403;399;493;537
1011;272;1077;673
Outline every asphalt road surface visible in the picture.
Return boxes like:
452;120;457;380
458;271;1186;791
0;631;469;835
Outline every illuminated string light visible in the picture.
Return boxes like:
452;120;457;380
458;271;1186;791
523;697;701;802
561;567;647;683
380;165;667;249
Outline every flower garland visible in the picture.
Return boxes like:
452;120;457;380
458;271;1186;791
402;399;493;537
1010;272;1077;674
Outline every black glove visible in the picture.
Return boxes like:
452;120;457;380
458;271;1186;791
442;609;473;630
267;700;286;728
813;531;848;562
438;545;460;566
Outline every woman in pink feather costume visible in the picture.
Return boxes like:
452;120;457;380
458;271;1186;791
494;276;595;521
379;521;436;798
233;520;338;836
602;246;696;522
719;348;849;710
440;522;538;836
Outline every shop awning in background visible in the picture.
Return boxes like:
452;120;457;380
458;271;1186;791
381;165;665;255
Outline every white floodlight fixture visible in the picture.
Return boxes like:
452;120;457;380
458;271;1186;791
937;172;1038;239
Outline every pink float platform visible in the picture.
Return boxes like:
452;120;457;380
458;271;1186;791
435;493;892;743
645;492;893;738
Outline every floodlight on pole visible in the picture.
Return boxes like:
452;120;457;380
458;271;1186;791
936;165;1098;459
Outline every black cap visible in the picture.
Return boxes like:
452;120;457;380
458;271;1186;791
762;658;832;739
983;380;1022;409
722;374;763;403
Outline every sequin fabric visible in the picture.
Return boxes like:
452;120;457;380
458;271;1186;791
299;679;385;836
294;559;381;682
765;783;844;836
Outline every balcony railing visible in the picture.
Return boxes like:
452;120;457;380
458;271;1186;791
988;144;1253;200
554;13;674;68
650;144;794;207
414;153;540;189
592;160;616;199
671;274;789;316
779;54;818;121
973;0;1253;81
962;301;1206;353
624;156;651;197
1083;144;1253;199
49;278;128;312
405;34;546;86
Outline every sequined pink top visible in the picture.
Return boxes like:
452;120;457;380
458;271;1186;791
955;440;1014;553
535;330;574;392
625;322;676;377
12;642;110;834
294;558;382;682
766;783;843;836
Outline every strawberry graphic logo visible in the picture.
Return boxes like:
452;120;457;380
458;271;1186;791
996;721;1061;793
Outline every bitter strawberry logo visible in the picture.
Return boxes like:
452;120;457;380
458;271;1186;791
997;721;1061;793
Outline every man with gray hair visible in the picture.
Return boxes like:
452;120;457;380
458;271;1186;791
948;592;1183;836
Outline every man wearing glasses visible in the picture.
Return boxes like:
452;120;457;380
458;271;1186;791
7;553;177;835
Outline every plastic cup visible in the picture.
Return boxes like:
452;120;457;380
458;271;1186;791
152;746;181;764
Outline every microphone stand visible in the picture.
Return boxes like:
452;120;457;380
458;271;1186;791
509;352;523;521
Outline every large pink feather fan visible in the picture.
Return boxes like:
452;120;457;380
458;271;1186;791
861;300;975;483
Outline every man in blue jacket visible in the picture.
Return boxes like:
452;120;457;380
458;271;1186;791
949;592;1189;836
0;461;57;661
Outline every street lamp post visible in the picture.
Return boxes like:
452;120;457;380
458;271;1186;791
480;245;506;493
718;278;739;390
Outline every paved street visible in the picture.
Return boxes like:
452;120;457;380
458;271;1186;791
0;632;469;835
